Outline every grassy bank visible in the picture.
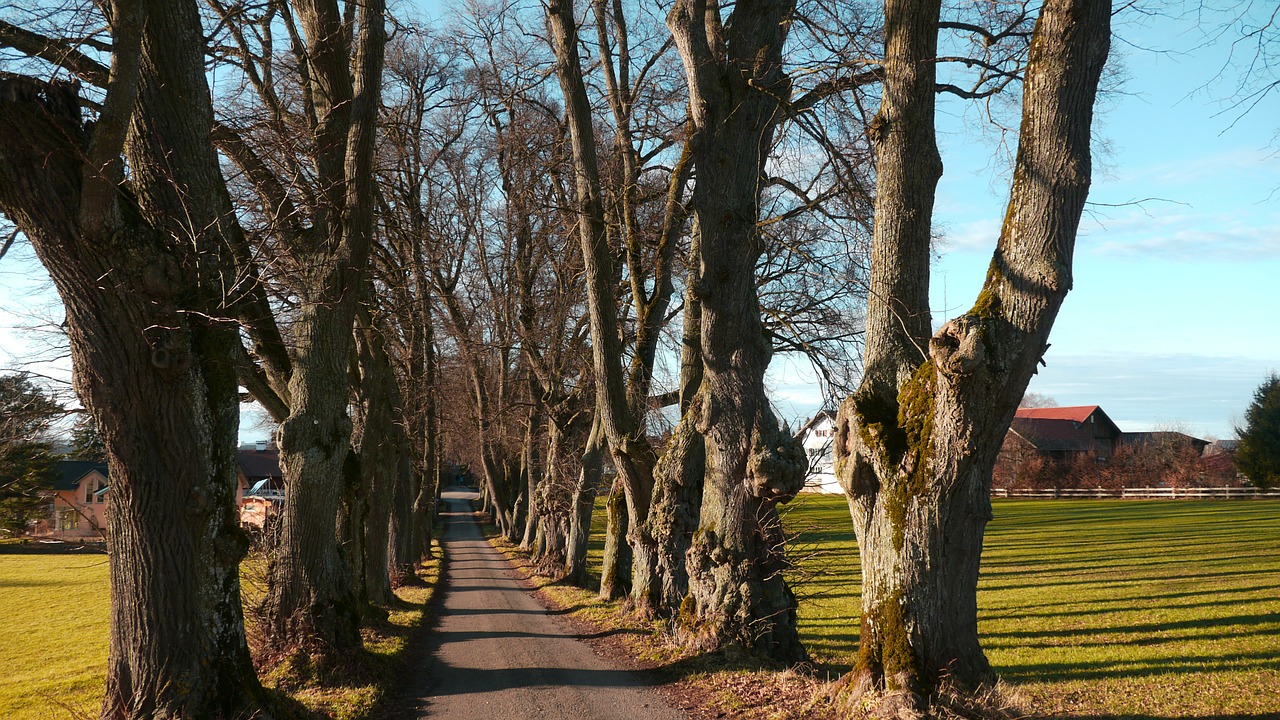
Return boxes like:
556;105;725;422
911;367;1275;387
565;496;1280;717
787;496;1280;716
0;543;442;719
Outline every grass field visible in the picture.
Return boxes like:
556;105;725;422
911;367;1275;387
783;496;1280;717
0;543;441;720
0;547;109;719
3;500;1277;718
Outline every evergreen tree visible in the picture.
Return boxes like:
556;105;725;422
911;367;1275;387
0;374;63;535
67;414;106;462
0;442;57;536
1236;373;1280;489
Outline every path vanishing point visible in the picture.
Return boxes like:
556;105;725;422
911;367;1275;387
407;487;686;720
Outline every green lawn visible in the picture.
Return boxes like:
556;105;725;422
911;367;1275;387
783;496;1280;717
0;549;109;719
4;500;1278;718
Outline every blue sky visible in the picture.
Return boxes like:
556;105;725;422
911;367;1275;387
1;2;1276;442
772;3;1279;439
928;6;1278;439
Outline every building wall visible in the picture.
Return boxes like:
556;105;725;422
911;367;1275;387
46;471;109;539
800;415;841;494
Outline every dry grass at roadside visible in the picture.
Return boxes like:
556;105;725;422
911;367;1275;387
243;540;445;719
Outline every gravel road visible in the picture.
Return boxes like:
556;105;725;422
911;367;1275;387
408;487;686;720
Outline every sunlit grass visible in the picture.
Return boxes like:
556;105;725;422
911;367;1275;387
0;541;443;720
0;549;109;720
783;496;1280;717
533;496;1280;716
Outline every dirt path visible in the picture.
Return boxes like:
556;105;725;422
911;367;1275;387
407;487;685;720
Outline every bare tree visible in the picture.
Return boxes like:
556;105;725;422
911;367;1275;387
206;0;389;655
663;0;812;662
0;0;266;714
831;0;1110;714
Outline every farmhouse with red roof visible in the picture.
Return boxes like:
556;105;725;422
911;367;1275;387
1007;405;1123;462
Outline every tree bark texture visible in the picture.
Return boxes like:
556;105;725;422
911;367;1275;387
0;0;264;715
565;416;605;587
598;478;633;601
546;0;664;613
649;404;705;610
650;239;707;609
832;0;1110;713
355;316;400;606
667;0;809;663
265;0;387;655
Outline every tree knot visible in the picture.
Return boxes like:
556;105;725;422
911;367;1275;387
745;420;807;503
929;316;987;379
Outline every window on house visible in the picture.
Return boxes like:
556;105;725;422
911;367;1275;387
59;509;78;530
85;482;93;504
95;481;105;503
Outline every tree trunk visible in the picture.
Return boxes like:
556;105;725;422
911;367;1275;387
0;0;264;713
667;0;809;663
650;237;706;610
271;302;364;651
356;318;399;607
598;478;632;601
388;437;418;580
565;416;604;587
650;405;705;610
265;0;386;655
521;415;541;550
832;0;1110;714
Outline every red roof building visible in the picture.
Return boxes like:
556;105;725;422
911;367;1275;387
1007;405;1122;461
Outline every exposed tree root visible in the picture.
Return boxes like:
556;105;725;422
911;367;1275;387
830;676;1029;720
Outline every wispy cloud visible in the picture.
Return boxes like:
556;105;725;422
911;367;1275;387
936;218;1002;253
1080;214;1280;259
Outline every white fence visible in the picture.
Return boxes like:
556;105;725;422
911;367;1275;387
992;486;1280;499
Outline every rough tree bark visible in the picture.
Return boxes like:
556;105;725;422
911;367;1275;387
650;245;706;608
265;0;387;655
565;415;604;587
666;0;809;662
598;478;633;601
0;0;264;715
353;312;401;607
832;0;1110;714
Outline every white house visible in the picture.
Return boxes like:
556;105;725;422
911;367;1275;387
798;410;841;494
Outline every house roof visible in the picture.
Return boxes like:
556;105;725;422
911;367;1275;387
1015;405;1121;438
798;409;837;435
1121;431;1209;450
1008;418;1101;454
1015;405;1101;422
238;446;282;482
53;460;108;491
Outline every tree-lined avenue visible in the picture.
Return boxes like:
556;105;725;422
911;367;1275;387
411;488;684;719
